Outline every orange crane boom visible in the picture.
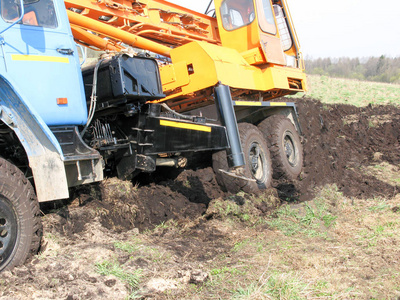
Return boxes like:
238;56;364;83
65;0;220;54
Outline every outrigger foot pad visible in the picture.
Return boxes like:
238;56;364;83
218;169;256;182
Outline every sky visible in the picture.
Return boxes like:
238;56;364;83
167;0;400;59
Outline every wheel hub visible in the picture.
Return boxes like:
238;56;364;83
249;142;265;182
284;133;297;166
0;198;18;268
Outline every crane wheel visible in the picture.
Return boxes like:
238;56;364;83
258;115;303;180
212;123;272;194
0;158;42;272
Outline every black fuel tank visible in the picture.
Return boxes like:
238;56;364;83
82;54;165;111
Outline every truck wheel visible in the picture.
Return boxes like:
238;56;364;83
212;123;272;194
258;115;303;180
0;158;42;272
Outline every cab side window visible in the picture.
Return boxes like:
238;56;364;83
256;0;277;35
1;0;58;28
273;4;292;51
220;0;255;31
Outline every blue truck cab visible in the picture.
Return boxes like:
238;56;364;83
0;0;87;125
0;0;103;202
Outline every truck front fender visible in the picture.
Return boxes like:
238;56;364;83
0;76;69;202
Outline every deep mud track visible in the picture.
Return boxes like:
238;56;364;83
1;98;399;299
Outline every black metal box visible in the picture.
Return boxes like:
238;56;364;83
82;54;165;110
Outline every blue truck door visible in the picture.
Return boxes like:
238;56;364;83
0;0;87;126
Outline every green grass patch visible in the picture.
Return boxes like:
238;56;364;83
114;240;141;254
368;199;391;212
268;185;341;238
288;75;400;106
114;239;171;263
95;260;142;290
233;270;312;299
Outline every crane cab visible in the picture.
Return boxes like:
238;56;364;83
214;0;302;69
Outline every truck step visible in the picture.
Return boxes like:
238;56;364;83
51;126;101;161
51;126;104;187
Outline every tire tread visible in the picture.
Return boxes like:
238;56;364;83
212;123;272;194
0;158;42;271
258;115;303;180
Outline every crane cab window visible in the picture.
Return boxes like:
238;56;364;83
256;0;277;35
220;0;255;31
1;0;58;28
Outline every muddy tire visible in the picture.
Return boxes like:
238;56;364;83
258;115;303;180
0;158;42;272
212;123;272;194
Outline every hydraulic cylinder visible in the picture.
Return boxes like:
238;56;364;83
214;83;245;168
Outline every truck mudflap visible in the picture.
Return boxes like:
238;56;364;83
0;76;69;202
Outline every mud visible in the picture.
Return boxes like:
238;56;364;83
293;98;400;201
2;98;400;299
44;98;400;233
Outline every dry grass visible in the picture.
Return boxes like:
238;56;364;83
362;161;400;186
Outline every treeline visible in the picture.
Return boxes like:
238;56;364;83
304;56;400;84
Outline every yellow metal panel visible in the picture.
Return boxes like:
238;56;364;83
11;54;69;63
169;42;219;94
234;101;262;106
159;41;307;101
160;61;190;89
159;120;212;132
270;102;287;106
260;34;286;65
241;47;266;65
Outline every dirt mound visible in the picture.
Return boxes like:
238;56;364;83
132;167;228;230
46;167;226;235
50;98;400;234
291;98;400;201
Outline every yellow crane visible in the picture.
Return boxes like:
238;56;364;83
65;0;306;112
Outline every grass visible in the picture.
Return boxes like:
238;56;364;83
362;162;400;186
114;238;171;263
233;270;312;300
267;186;339;238
95;260;142;291
114;240;142;254
288;74;400;106
186;185;400;299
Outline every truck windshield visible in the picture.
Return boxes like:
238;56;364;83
1;0;57;28
220;0;255;31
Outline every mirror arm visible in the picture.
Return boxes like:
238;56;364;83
0;0;25;36
76;44;86;66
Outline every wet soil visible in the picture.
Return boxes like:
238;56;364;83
293;98;400;201
40;98;400;234
2;98;400;299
